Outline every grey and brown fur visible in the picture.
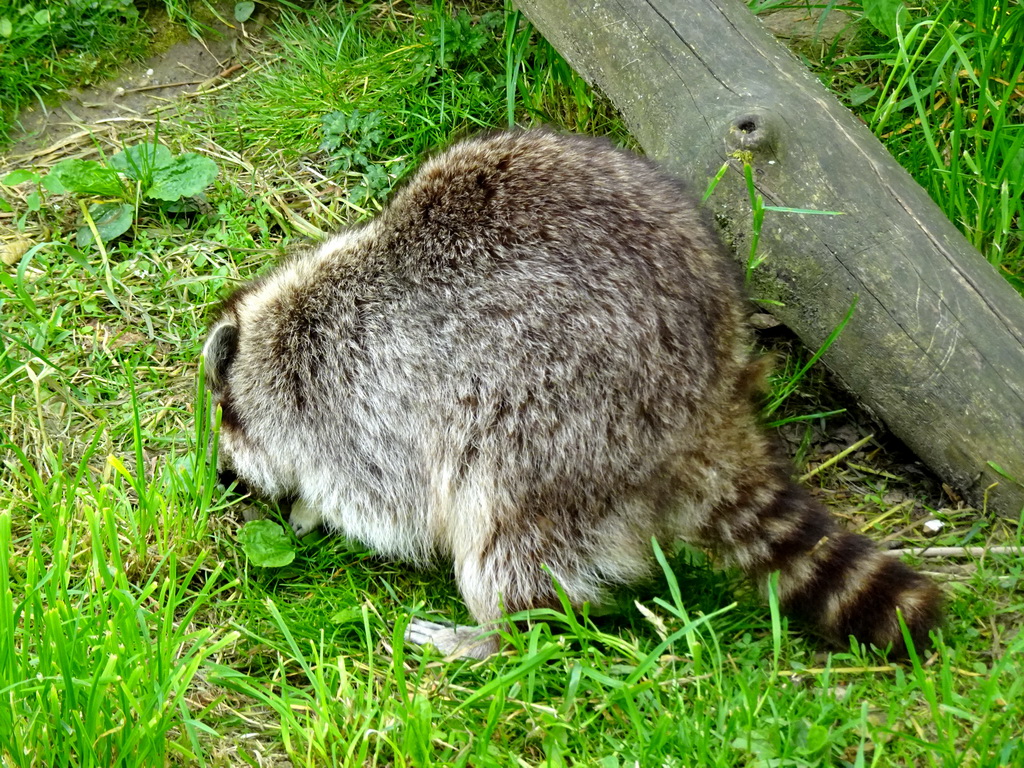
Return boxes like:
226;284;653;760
203;129;941;658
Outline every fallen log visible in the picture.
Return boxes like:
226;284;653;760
515;0;1024;517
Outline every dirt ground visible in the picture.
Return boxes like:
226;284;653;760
6;3;261;163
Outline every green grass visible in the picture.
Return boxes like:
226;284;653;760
755;0;1024;288
867;0;1024;287
189;2;627;215
1;1;1023;765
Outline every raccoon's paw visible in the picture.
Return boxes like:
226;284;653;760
404;617;498;660
288;499;323;539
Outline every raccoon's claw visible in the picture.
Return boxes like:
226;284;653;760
404;617;498;660
288;499;322;539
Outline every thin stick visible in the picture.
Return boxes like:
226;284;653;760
885;546;1024;558
799;434;875;482
775;665;896;676
775;665;982;678
190;63;265;97
149;63;270;114
121;79;206;94
858;499;914;533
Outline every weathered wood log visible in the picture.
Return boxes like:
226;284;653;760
515;0;1024;517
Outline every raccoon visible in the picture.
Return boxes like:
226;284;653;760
203;129;942;658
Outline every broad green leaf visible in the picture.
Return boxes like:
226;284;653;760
26;189;41;212
234;1;255;22
800;723;830;756
110;142;174;183
41;172;65;194
49;159;125;197
862;0;905;38
1;169;37;186
145;154;218;202
237;520;297;568
847;84;877;107
76;202;134;247
0;17;12;38
330;606;364;625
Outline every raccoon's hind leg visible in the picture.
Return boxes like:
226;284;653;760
404;618;499;660
406;508;601;659
402;543;514;659
693;452;943;656
404;545;550;660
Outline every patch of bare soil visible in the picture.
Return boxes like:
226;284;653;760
5;2;263;165
759;4;859;47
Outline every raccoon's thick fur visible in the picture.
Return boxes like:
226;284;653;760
204;129;941;657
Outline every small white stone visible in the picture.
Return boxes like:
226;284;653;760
923;519;945;535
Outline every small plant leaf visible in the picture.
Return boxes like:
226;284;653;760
110;142;174;183
49;159;125;197
145;154;218;202
847;84;877;107
1;169;38;186
238;520;297;568
41;173;65;194
76;202;134;247
234;1;255;22
799;723;830;756
330;606;364;625
0;17;12;38
862;0;905;38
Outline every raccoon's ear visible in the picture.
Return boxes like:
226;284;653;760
203;322;239;393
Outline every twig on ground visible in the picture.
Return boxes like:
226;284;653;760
885;546;1024;558
775;665;983;677
879;515;933;544
800;434;875;482
858;499;915;533
121;79;207;94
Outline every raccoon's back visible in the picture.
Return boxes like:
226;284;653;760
344;131;753;493
376;129;747;383
383;130;734;293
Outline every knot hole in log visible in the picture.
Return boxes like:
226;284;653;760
727;112;776;155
